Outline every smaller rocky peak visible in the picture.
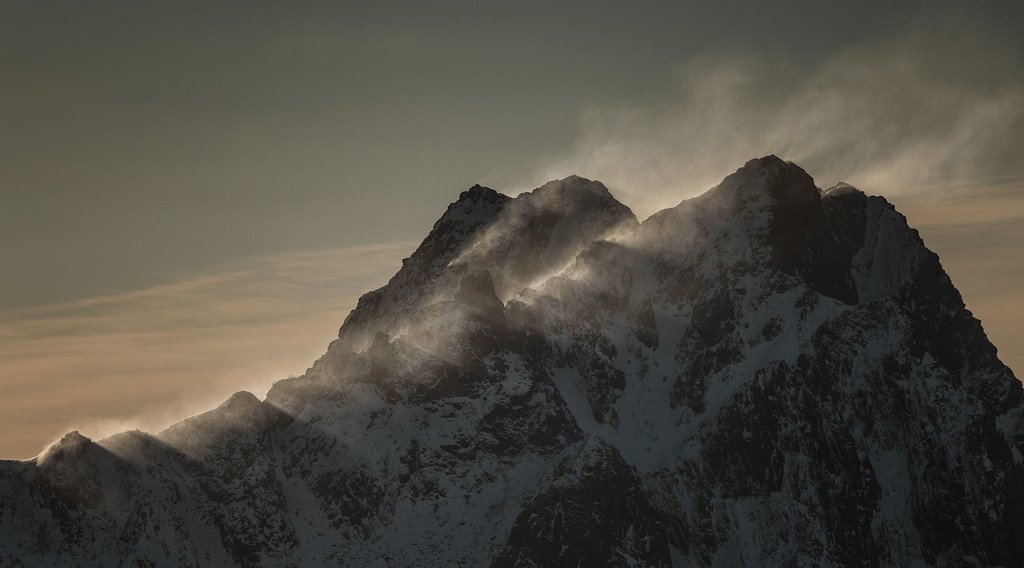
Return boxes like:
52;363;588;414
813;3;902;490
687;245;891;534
37;430;101;467
711;156;822;233
158;389;290;458
441;184;511;226
512;175;639;256
822;182;868;228
57;430;90;446
683;157;867;305
458;184;506;204
190;390;274;429
731;155;821;208
162;391;263;438
522;175;628;215
670;155;824;234
218;390;262;413
823;182;868;209
95;429;179;461
533;174;610;196
741;153;787;171
98;429;150;446
97;429;155;449
44;431;92;456
414;184;511;259
736;154;803;176
825;182;861;197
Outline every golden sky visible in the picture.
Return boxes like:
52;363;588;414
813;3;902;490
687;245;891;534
0;244;409;458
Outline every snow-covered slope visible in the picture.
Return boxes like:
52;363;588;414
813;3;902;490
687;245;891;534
2;156;1021;567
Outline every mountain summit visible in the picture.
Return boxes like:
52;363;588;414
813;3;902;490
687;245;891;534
2;157;1022;567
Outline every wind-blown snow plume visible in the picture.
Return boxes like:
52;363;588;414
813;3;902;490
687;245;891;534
536;17;1024;219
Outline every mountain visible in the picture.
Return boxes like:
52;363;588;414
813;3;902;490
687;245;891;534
2;156;1022;567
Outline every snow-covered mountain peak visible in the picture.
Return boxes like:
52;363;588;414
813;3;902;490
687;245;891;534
4;156;1023;567
37;431;93;464
521;174;620;208
709;154;821;215
324;174;637;359
442;184;510;226
54;430;90;448
218;390;261;412
825;181;861;196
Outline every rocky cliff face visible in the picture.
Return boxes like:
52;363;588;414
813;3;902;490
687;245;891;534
2;156;1022;567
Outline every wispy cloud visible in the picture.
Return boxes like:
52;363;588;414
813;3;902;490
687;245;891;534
0;242;411;459
532;17;1024;220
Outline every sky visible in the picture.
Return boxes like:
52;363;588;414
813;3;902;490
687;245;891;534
2;0;1023;459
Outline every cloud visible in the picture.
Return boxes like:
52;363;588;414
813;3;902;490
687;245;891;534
0;242;412;459
534;16;1024;219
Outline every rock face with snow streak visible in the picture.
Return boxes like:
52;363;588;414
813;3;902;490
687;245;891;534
2;156;1022;567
